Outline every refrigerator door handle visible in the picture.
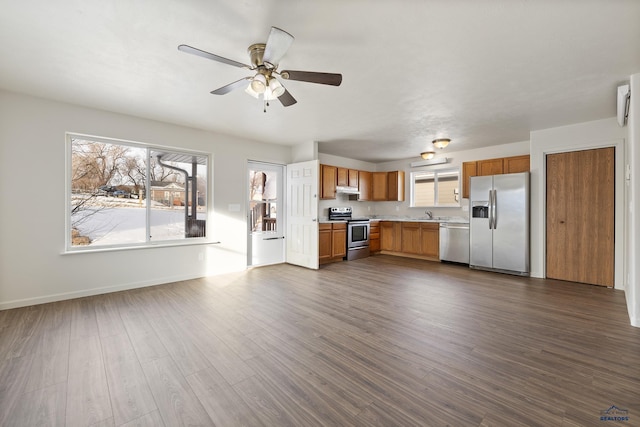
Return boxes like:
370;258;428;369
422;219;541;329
488;190;493;230
492;189;497;229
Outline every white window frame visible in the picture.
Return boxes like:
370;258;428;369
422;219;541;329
409;167;461;208
65;132;211;252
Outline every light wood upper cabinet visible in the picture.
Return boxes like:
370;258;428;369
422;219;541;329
358;171;372;201
462;155;530;199
372;171;405;201
348;169;359;188
462;161;478;200
337;167;348;187
387;171;405;202
504;155;530;174
372;172;388;201
319;164;405;202
478;158;504;176
320;164;337;199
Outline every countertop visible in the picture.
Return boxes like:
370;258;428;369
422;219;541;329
320;217;469;224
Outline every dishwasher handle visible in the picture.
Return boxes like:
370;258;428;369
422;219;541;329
440;223;469;229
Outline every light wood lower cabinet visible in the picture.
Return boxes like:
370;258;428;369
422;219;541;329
369;221;380;253
319;222;347;264
419;223;440;259
332;224;347;258
401;222;421;254
319;223;332;263
380;222;402;252
380;221;439;261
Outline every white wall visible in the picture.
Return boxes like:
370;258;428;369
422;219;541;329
627;73;639;326
529;118;627;290
0;90;291;309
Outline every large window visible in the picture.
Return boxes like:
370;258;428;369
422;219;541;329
67;134;208;250
410;168;460;207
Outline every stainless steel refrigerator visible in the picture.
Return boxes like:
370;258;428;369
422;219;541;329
469;172;529;276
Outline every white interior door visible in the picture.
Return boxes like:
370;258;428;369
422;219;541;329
286;160;319;269
247;162;285;267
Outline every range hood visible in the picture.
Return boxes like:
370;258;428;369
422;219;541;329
336;185;360;195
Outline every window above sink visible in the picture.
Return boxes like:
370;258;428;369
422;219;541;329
409;168;460;208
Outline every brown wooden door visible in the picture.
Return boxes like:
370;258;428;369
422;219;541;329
546;148;614;287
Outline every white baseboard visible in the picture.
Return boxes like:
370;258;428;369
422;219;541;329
0;273;206;310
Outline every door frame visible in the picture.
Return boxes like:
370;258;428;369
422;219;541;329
541;139;625;289
246;160;286;267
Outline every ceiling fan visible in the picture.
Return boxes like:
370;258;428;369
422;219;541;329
178;27;342;108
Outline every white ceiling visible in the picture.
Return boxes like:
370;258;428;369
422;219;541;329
1;1;638;163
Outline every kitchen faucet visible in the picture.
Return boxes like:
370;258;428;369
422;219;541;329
425;210;433;219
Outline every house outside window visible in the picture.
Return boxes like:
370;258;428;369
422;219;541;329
410;168;460;207
67;133;208;250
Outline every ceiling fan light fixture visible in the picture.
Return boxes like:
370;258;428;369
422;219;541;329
269;78;285;97
263;86;277;101
432;138;451;149
250;73;267;93
421;151;436;160
244;84;260;99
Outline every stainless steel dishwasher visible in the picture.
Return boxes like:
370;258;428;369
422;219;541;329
439;222;470;264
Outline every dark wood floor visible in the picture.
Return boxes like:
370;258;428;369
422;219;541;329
1;255;639;426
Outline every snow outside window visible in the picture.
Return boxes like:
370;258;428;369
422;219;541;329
67;134;208;250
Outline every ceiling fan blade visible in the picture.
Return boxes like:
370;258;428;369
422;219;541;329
278;89;297;107
262;27;294;68
210;77;251;95
280;70;342;86
178;44;250;69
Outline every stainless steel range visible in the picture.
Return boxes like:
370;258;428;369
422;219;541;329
328;207;370;260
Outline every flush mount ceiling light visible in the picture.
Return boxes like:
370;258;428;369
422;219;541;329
420;151;436;160
433;138;451;149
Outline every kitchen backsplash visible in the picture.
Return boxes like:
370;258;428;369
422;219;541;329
318;194;469;220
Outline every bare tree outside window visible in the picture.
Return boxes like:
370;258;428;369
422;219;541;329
68;135;208;249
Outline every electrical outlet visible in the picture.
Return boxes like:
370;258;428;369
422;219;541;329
198;252;204;261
